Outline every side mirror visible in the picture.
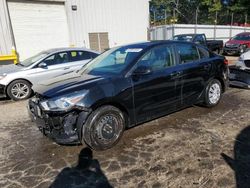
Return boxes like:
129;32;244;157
38;62;47;68
133;65;152;75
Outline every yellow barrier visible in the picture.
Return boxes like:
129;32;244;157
0;49;18;64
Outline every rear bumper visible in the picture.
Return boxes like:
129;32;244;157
0;84;6;98
28;99;91;145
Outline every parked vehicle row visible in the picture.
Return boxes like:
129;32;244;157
223;32;250;55
173;33;224;54
28;41;229;150
0;48;99;100
173;32;250;56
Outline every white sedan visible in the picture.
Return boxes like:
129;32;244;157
0;48;99;100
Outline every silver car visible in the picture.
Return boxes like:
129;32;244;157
0;48;99;100
235;49;250;70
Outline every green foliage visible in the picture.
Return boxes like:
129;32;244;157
150;0;249;25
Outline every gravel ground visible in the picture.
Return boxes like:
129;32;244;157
0;87;249;188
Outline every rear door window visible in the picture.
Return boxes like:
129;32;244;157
198;47;210;59
42;52;69;66
176;44;199;64
69;51;98;62
194;35;206;45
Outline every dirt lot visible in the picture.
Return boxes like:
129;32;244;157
0;86;249;188
1;55;249;188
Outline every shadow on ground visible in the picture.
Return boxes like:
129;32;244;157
0;97;11;102
50;147;112;188
221;125;250;188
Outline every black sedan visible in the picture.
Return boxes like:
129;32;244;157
29;41;229;150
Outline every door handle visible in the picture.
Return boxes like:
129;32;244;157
64;67;70;70
170;71;182;79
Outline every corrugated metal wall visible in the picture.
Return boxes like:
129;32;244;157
0;0;14;55
65;0;150;51
0;0;149;56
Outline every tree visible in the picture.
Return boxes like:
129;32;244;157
150;0;249;26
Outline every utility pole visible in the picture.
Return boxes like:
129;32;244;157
214;11;218;39
165;9;167;25
230;13;234;38
244;14;247;32
231;12;234;26
173;8;175;21
154;11;156;26
195;7;199;34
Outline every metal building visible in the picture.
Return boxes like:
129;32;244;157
0;0;150;61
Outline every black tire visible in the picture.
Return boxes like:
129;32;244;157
204;79;222;107
7;80;32;101
82;105;125;150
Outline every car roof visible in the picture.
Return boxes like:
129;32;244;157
44;47;100;54
236;32;250;36
174;34;197;36
119;40;193;48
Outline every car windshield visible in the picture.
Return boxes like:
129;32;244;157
19;51;49;67
80;45;146;75
173;35;193;42
232;35;250;41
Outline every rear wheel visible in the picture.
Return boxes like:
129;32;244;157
82;105;125;150
204;79;222;107
7;80;32;101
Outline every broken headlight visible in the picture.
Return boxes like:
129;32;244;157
40;90;88;112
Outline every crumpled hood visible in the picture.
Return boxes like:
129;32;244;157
0;64;24;75
33;71;105;98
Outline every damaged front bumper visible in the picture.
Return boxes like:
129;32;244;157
229;66;250;89
28;99;91;145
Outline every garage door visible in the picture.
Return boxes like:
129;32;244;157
8;1;69;60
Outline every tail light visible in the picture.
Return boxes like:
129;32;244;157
224;59;229;65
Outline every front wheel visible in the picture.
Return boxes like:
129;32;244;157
7;80;32;101
81;105;125;150
203;79;222;107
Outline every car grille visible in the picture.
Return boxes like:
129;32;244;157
244;60;250;67
226;43;239;48
225;47;239;50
